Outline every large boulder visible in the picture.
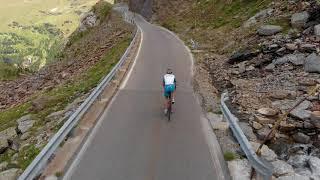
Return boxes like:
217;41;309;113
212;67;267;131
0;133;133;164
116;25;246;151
304;53;320;73
0;168;21;180
271;160;294;177
227;159;251;180
291;11;310;28
16;115;35;134
257;25;282;36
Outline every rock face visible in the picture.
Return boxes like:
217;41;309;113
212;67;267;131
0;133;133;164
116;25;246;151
292;132;310;144
271;160;294;177
315;24;320;36
227;159;251;180
16;115;35;134
0;168;21;180
257;25;282;36
304;53;320;73
291;11;310;28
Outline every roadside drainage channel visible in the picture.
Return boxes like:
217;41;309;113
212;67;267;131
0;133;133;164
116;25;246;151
220;92;273;180
18;8;139;180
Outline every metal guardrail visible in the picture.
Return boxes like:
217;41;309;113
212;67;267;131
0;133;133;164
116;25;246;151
220;92;273;180
18;9;139;180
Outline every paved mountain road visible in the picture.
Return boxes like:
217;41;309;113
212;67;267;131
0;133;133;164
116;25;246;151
64;16;225;180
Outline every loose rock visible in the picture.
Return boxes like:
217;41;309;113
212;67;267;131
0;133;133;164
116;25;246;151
290;100;311;120
287;154;309;168
17;115;35;134
257;108;278;116
271;160;294;177
304;53;320;73
257;25;282;36
0;161;8;171
273;54;306;66
227;159;251;180
254;115;275;124
0;168;21;180
250;141;277;161
0;136;8;154
292;132;310;144
308;156;320;177
277;173;309;180
0;127;17;140
291;11;310;28
252;121;263;130
310;111;320;129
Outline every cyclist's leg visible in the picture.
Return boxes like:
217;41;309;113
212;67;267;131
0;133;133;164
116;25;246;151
163;86;170;113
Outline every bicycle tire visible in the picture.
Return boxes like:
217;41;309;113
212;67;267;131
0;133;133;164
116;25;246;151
168;103;171;121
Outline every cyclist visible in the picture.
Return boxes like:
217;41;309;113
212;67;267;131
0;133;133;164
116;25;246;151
163;68;176;114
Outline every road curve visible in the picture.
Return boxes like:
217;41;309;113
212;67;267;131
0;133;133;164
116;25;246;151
64;16;222;180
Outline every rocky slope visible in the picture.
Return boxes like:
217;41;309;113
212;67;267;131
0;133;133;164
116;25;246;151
0;1;134;178
152;0;320;179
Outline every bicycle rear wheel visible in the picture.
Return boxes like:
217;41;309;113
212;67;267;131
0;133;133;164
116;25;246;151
167;92;172;121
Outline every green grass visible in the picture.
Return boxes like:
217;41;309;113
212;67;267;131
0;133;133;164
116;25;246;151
164;0;273;32
223;151;239;161
0;0;112;80
0;37;130;132
17;145;41;170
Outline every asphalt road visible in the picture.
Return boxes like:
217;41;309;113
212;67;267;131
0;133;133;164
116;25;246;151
64;16;223;180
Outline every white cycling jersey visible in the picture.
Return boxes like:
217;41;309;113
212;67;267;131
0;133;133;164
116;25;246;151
163;74;175;85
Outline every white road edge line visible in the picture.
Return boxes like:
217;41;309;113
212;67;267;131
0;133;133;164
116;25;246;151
63;26;144;180
120;26;144;89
